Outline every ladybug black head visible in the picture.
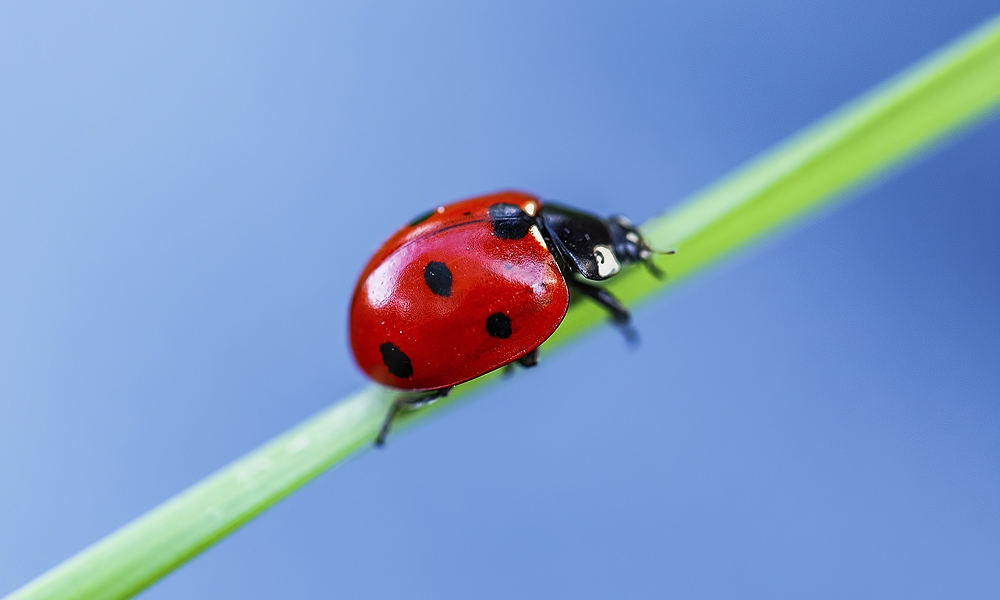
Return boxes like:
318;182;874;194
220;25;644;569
537;203;664;281
606;215;666;279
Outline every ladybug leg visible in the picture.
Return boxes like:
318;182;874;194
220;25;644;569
374;387;452;447
503;347;541;378
644;258;665;280
517;347;540;368
404;387;452;409
568;279;639;346
374;401;403;447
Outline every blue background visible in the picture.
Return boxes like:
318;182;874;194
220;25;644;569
2;2;999;598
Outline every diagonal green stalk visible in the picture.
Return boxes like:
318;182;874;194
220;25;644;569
7;13;1000;600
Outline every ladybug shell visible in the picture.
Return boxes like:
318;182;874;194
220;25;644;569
350;191;570;391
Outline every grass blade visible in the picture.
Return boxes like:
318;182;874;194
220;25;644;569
7;13;1000;600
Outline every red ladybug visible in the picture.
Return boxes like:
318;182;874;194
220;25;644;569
349;190;666;444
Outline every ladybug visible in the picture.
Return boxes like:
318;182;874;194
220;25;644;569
349;190;668;445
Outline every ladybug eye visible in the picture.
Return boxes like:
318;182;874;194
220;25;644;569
593;245;620;278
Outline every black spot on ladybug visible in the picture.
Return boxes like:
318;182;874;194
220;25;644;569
486;312;512;339
379;342;413;378
408;209;435;226
463;211;472;216
488;203;533;240
423;261;453;297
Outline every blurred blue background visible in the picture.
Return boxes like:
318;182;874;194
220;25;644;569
1;1;999;598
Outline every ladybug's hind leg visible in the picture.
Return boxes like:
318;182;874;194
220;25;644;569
568;279;639;346
375;387;452;447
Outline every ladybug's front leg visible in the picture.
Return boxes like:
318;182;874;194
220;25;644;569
375;387;453;447
568;279;639;345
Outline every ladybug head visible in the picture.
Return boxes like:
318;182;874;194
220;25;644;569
537;203;670;282
607;215;670;279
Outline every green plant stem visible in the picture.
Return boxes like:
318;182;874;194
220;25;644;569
7;13;1000;600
